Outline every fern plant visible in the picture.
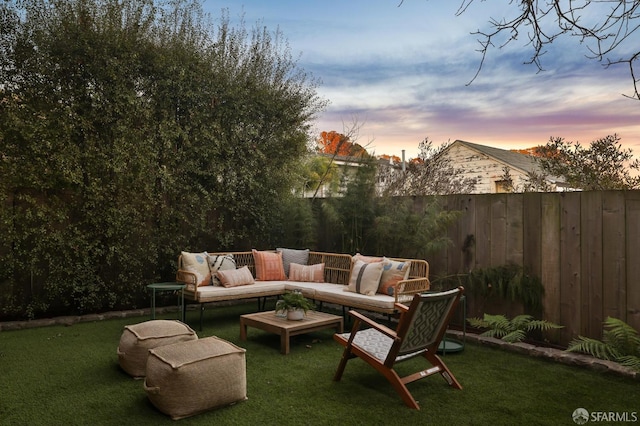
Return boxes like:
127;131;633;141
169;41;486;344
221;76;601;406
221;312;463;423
566;317;640;372
468;313;563;343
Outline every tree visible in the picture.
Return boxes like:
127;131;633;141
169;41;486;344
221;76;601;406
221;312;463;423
378;138;477;196
308;126;371;200
296;155;341;197
401;0;640;100
531;135;640;190
318;131;352;155
0;0;325;319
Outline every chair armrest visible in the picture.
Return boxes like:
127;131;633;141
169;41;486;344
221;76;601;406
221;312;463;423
348;310;398;340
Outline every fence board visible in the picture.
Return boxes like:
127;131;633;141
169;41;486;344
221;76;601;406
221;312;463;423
559;192;582;343
580;192;603;338
426;196;448;279
457;195;476;274
490;194;507;267
540;193;561;341
446;195;463;275
506;193;524;265
474;195;492;269
626;192;640;332
523;192;542;279
602;191;626;323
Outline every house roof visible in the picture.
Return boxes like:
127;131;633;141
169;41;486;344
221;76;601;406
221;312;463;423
451;140;541;175
449;140;567;185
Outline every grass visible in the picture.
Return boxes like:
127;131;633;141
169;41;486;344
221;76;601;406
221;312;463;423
0;301;637;426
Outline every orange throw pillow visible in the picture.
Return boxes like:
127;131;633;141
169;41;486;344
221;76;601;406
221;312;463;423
252;249;287;281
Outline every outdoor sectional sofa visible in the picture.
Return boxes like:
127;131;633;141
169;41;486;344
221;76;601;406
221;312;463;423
175;249;431;329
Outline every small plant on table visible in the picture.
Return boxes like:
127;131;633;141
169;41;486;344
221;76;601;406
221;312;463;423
275;291;315;320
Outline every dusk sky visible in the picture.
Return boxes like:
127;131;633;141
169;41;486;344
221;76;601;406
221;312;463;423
203;1;640;160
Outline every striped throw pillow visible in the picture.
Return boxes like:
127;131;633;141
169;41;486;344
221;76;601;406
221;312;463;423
288;263;325;283
252;249;287;281
216;266;255;288
345;260;384;296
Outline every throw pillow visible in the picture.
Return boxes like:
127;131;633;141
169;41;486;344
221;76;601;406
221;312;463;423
378;258;411;294
352;253;384;264
216;266;255;288
380;277;403;296
207;253;236;286
288;263;325;283
345;260;384;296
276;248;310;277
252;249;287;281
180;251;211;287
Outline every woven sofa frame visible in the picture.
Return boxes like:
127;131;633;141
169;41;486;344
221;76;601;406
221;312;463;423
175;251;431;323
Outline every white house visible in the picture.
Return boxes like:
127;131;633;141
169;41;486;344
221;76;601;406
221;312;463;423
433;140;568;193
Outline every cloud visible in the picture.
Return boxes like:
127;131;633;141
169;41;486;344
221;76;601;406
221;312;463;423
205;0;640;158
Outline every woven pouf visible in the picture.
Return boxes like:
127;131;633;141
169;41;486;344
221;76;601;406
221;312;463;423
117;320;197;378
144;336;247;420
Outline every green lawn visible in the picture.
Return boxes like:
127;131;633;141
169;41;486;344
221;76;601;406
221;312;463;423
0;302;637;426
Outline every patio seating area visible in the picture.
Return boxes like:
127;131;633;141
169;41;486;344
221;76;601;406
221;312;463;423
1;300;638;425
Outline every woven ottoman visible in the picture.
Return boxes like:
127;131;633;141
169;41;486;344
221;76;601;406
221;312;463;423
144;336;247;420
117;320;197;378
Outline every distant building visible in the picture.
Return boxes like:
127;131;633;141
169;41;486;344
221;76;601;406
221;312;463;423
439;140;568;193
306;140;571;197
301;153;370;198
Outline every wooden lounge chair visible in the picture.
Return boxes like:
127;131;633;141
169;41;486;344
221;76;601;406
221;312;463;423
333;287;465;409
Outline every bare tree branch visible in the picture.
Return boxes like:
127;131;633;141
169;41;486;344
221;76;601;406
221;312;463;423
444;0;640;100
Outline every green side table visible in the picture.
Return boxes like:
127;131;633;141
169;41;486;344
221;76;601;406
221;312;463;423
148;282;186;322
437;294;466;354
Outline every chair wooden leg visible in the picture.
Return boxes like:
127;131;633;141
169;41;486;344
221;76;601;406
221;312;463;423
333;347;351;381
380;368;420;410
423;351;462;389
199;303;204;331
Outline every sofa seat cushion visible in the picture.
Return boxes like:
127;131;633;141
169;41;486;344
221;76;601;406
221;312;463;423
196;281;287;303
314;284;397;312
285;281;331;298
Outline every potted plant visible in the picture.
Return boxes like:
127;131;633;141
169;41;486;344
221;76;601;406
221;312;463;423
275;291;314;320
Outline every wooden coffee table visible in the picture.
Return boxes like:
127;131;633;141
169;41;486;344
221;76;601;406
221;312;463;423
240;310;343;354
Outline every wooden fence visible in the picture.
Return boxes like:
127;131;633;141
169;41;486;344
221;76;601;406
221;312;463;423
427;190;640;345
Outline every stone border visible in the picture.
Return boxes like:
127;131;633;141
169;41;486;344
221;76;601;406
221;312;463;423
1;306;637;381
0;306;182;331
446;330;639;381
